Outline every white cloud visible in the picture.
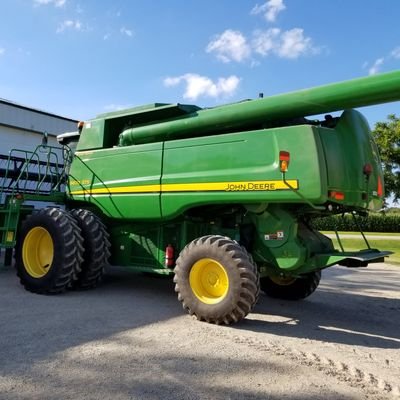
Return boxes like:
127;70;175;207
56;19;82;33
206;30;251;63
368;58;384;75
278;28;314;58
164;76;181;87
252;28;280;56
34;0;66;7
207;27;317;63
391;47;400;59
120;27;133;37
0;48;5;56
164;73;240;100
251;0;286;22
363;47;400;76
252;28;317;59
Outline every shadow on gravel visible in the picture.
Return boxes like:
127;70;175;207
0;266;181;373
0;267;357;400
235;266;400;349
1;261;399;386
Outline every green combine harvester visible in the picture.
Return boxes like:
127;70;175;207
1;71;399;324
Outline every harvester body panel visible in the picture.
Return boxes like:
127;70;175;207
69;124;326;219
69;109;382;217
70;142;163;220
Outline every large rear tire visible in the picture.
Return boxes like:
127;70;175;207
260;271;321;300
70;209;110;289
174;235;259;324
15;207;83;294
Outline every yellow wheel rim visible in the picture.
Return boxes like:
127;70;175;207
189;258;229;304
22;227;54;278
269;275;296;286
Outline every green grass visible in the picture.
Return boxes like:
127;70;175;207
321;231;400;237
321;231;400;265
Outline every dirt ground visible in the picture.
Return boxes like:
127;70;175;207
0;262;399;400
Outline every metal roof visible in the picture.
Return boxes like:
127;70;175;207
0;98;78;136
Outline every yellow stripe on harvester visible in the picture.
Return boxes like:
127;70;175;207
69;180;299;196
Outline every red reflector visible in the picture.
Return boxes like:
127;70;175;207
280;160;289;172
279;151;290;162
329;190;345;201
335;192;345;200
377;176;383;197
165;244;174;267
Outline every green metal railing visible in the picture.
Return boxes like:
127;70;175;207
0;144;72;249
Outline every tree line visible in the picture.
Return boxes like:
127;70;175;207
372;114;400;205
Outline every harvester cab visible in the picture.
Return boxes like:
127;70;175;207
56;122;82;153
57;131;80;147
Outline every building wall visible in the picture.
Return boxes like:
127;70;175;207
0;101;78;206
0;125;59;153
0;101;77;136
0;100;78;155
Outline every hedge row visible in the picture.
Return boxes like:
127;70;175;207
311;214;400;233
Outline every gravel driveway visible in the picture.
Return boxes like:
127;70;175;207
0;262;399;400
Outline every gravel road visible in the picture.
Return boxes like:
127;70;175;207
0;262;399;400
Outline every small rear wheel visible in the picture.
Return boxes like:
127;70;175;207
174;235;259;324
260;271;321;300
15;207;83;294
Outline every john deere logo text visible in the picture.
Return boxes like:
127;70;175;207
225;182;276;191
224;180;298;192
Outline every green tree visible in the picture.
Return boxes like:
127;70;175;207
372;114;400;204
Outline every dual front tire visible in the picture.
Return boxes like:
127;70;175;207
69;209;110;289
16;207;109;294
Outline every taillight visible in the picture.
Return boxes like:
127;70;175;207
279;151;290;172
328;190;345;201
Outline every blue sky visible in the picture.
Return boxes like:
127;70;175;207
0;0;400;126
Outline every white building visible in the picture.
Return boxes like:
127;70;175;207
0;98;79;216
0;98;78;154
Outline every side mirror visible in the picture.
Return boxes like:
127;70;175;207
42;131;48;146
